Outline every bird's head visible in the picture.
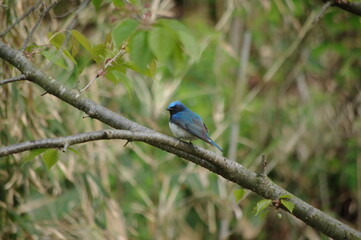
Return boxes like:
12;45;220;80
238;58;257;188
167;101;186;115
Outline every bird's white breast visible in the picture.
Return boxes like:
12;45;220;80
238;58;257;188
169;122;196;141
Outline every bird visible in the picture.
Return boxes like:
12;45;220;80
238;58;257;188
166;101;223;152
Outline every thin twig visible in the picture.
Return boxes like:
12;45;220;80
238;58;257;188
79;43;127;92
313;0;334;25
0;0;43;38
104;46;126;70
257;154;267;177
0;74;27;85
78;75;99;93
215;0;234;31
20;0;60;52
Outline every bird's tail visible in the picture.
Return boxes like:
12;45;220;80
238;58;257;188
210;139;223;152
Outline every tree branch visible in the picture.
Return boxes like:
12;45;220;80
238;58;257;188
315;0;361;25
79;43;127;92
1;40;361;239
0;129;220;172
333;0;361;16
0;74;27;85
313;0;333;25
321;0;361;17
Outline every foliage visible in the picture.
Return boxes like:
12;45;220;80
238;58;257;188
0;0;360;239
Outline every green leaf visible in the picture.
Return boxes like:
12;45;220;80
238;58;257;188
279;194;293;200
68;147;80;155
112;19;139;47
71;30;92;52
172;45;186;76
148;26;176;63
91;44;107;63
42;50;68;69
233;188;245;202
178;30;199;60
149;59;157;77
105;32;113;45
48;32;66;49
254;199;272;216
122;61;150;77
42;149;59;170
91;0;102;9
105;70;121;85
117;70;133;96
116;70;130;82
24;148;48;162
281;199;295;213
163;19;199;60
103;68;132;95
160;19;188;32
112;0;124;7
123;61;141;72
62;49;77;64
129;31;153;71
107;61;126;73
70;35;80;55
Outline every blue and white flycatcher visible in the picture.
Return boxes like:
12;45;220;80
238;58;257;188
167;101;223;152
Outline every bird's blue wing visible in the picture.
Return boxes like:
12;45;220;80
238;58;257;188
172;111;211;144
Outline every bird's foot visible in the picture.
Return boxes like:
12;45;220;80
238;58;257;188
188;141;198;150
176;139;197;150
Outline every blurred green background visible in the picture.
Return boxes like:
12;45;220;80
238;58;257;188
0;0;360;239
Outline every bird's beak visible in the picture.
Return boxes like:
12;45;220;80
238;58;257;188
166;108;171;111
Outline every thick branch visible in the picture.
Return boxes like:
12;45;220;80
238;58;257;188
333;0;361;16
0;41;360;239
322;0;361;16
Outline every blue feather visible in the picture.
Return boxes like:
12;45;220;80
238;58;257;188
167;101;223;152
